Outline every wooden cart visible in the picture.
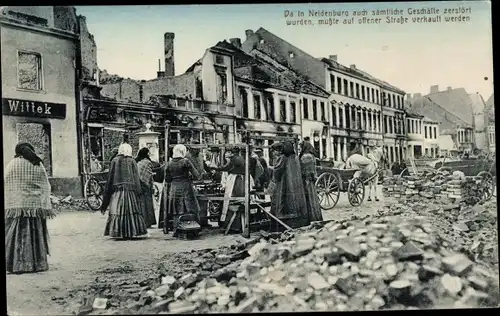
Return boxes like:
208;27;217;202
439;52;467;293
315;160;384;210
435;153;496;202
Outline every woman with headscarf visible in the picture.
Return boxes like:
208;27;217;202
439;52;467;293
136;147;157;228
299;141;323;222
5;142;55;274
269;141;309;231
159;144;201;236
101;143;148;239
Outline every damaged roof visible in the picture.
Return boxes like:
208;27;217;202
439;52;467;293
244;27;404;94
425;88;473;125
410;94;472;133
212;40;329;98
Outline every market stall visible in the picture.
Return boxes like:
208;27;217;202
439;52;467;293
162;122;300;238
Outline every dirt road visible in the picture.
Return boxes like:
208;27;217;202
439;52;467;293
6;187;384;315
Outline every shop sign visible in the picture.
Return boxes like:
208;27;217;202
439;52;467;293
2;98;66;119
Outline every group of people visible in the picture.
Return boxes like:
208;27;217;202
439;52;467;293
4;137;324;274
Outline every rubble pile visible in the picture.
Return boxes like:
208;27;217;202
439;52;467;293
382;170;487;206
50;195;91;212
376;200;498;268
77;216;499;314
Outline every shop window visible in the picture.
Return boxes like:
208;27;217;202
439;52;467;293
88;127;104;171
16;123;52;175
18;51;43;90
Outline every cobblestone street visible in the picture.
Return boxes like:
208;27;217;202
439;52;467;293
6;186;384;315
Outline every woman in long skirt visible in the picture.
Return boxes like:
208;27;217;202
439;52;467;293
136;147;157;228
160;144;201;237
269;141;309;231
101;143;148;239
299;141;323;222
5;142;55;274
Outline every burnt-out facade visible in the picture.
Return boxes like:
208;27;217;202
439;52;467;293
1;6;97;197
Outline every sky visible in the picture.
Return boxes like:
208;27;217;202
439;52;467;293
76;1;494;99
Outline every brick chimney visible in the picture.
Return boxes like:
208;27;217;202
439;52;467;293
329;55;338;62
447;86;452;91
350;64;356;70
430;85;439;94
245;29;254;41
229;38;242;49
157;58;165;78
164;32;175;77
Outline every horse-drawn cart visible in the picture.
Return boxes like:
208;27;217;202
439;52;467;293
314;160;366;210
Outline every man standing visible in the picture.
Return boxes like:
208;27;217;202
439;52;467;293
185;141;209;180
254;148;269;190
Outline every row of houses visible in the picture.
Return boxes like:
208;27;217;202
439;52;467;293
406;85;495;157
2;6;493;197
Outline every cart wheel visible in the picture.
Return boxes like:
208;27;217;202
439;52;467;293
153;183;161;202
85;177;103;211
209;202;222;217
315;172;340;210
477;171;494;202
348;177;365;207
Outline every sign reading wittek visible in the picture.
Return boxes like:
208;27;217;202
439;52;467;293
2;98;66;119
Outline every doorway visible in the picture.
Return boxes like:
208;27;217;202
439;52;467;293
16;123;52;176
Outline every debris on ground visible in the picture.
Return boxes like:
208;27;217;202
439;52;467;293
64;199;499;314
50;195;91;213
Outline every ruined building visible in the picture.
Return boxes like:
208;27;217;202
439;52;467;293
1;6;99;197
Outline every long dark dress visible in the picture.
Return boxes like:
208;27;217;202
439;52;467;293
158;157;201;235
102;155;148;238
300;153;323;222
137;159;157;228
5;158;55;273
270;154;310;231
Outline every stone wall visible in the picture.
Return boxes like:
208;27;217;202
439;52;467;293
99;73;197;103
78;15;98;82
53;6;78;33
